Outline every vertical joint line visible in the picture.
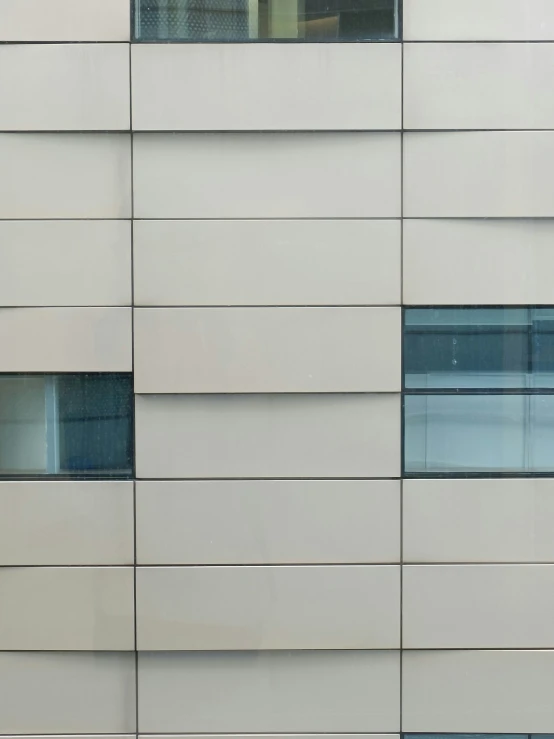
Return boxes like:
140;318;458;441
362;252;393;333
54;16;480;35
399;21;404;735
128;32;139;739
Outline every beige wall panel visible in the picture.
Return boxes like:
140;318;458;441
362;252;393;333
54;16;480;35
0;0;130;40
136;565;400;650
0;221;131;307
404;565;554;648
0;567;134;650
132;44;400;130
0;134;131;218
404;0;554;40
135;394;400;479
0;652;135;734
403;650;554;732
136;479;400;564
0;481;133;565
144;735;399;739
2;736;133;739
0;44;129;130
133;219;400;307
404;478;554;563
405;43;554;130
404;132;554;218
139;651;400;733
134;307;401;394
0;308;132;372
133;133;400;218
404;219;554;305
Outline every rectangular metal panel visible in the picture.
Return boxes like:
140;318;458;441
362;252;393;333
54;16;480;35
135;393;401;479
0;134;131;218
133;133;400;219
0;567;134;650
0;44;129;130
136;479;400;564
0;221;131;307
0;308;132;372
134;307;401;393
0;652;136;733
403;650;554;732
139;651;400;733
136;565;400;650
131;44;401;131
133;219;401;307
0;480;133;565
404;132;554;218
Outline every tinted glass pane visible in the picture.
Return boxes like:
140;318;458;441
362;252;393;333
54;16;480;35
404;307;554;389
135;0;398;41
404;393;554;475
407;735;525;739
0;374;133;478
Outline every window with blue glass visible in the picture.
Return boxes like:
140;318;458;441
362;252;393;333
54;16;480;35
405;735;554;739
0;373;133;478
403;308;554;477
134;0;400;42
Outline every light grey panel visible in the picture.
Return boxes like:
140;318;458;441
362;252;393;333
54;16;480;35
404;43;554;130
403;650;554;732
139;651;400;733
0;44;129;130
136;479;400;564
404;132;554;218
0;0;130;40
0;308;132;372
136;565;400;650
133;133;400;218
144;736;399;739
403;219;554;305
2;736;133;739
0;567;134;650
133;219;401;307
404;565;554;648
0;134;131;218
0;221;131;307
135;394;400;479
132;44;400;130
403;0;554;40
134;307;401;394
404;478;554;563
0;481;133;565
0;652;135;734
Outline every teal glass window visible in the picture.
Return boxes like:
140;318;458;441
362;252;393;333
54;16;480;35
403;308;554;477
0;373;133;478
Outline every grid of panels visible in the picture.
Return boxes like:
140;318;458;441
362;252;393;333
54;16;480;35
1;0;554;736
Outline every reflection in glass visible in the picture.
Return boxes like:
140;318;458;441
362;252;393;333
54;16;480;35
408;735;525;739
407;736;526;739
404;393;554;475
135;0;399;41
404;307;554;389
0;374;133;477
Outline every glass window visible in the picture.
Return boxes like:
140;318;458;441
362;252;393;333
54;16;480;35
0;374;133;478
403;307;554;477
405;735;527;739
134;0;400;42
404;393;554;475
405;307;554;389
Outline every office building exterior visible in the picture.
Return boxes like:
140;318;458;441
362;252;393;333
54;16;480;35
1;0;554;737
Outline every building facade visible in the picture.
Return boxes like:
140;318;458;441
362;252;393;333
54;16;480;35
1;0;554;736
